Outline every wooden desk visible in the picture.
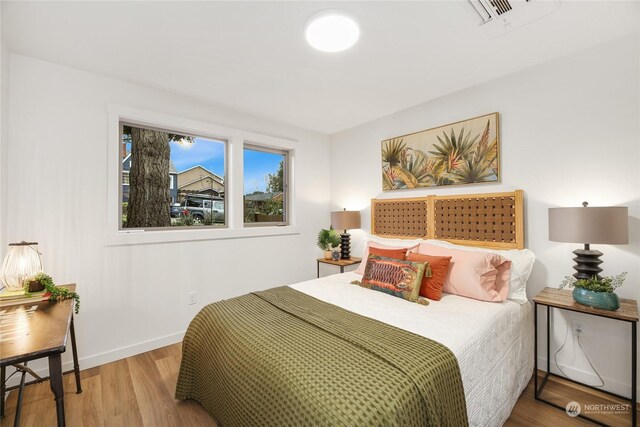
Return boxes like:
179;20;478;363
533;287;638;426
0;284;82;427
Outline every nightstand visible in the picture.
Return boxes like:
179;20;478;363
1;284;82;427
533;287;638;426
316;257;362;278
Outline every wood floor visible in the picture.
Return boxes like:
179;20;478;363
3;343;215;427
505;371;637;427
2;343;637;426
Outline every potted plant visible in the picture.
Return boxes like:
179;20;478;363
28;272;81;314
559;272;627;311
317;227;341;260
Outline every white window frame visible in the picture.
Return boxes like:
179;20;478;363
107;105;298;245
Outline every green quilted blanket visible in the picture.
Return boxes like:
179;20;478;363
175;286;468;427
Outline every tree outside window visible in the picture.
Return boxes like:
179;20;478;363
121;124;225;229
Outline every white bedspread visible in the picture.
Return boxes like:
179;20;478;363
289;272;534;427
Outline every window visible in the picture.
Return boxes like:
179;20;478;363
108;105;299;245
120;123;226;229
243;146;288;225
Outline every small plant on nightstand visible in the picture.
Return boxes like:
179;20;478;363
559;272;627;311
317;227;341;260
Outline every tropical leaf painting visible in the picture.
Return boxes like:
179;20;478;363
381;113;499;190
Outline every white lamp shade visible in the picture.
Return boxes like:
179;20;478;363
0;242;43;290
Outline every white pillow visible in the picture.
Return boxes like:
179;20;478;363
424;239;535;304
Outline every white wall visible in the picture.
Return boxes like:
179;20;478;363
330;33;640;397
7;54;331;373
0;6;8;254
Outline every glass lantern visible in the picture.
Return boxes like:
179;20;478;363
0;241;43;291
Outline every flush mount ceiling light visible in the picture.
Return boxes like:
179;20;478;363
305;10;360;53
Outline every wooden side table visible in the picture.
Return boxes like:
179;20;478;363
317;257;362;278
0;284;82;427
533;287;638;426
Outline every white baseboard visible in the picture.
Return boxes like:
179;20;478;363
537;356;637;399
4;331;185;389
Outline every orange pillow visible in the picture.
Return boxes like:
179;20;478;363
406;252;452;301
369;247;408;261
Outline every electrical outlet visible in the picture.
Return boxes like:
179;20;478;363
574;321;584;334
188;292;197;305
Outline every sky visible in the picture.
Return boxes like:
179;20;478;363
168;137;283;194
243;149;284;195
169;137;225;176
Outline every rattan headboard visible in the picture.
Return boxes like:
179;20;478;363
371;190;524;249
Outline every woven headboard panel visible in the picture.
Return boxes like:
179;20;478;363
371;197;429;239
371;190;524;249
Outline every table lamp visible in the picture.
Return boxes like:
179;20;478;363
331;209;361;259
0;241;43;291
548;202;628;279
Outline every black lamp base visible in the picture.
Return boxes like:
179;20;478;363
340;232;351;259
572;245;603;280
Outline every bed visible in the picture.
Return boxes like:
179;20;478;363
176;190;534;426
291;272;534;426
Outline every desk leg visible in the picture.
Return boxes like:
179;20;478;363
70;316;82;394
632;321;637;427
14;363;29;427
0;366;7;418
317;261;320;278
340;266;344;274
1;365;5;418
48;354;65;427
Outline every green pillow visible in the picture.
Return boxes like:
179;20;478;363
359;255;429;302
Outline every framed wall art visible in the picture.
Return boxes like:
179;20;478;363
381;112;500;191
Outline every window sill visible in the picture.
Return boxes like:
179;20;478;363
106;225;300;246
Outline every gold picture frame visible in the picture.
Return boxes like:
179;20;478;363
381;112;500;191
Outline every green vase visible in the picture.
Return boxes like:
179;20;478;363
572;288;620;311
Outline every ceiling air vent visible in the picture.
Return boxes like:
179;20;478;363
468;0;560;38
490;0;513;16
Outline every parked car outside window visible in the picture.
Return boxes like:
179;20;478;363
176;195;224;224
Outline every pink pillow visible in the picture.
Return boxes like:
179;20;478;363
355;241;419;274
416;243;511;302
